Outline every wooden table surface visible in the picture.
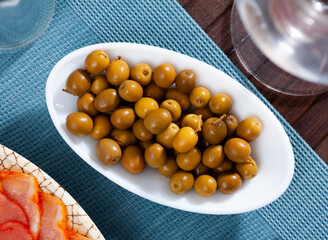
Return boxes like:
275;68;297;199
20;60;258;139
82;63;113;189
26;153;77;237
178;0;328;164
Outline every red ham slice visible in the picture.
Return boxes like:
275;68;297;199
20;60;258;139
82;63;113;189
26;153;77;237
66;229;90;240
0;172;41;240
39;193;68;240
0;221;33;240
0;191;29;226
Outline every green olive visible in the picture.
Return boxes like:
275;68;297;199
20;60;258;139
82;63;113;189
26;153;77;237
169;171;194;194
90;75;110;95
96;138;122;166
236;117;263;142
84;50;109;74
223;113;239;136
133;119;154;142
224;138;251;163
194;175;217;197
217;172;242;194
157;155;179;178
160;99;182;122
65;69;91;96
165;88;190;112
66;112;93;137
121;145;146;174
94;88;120;113
143;82;166;102
209;93;232;115
175;69;196;93
172;127;198;153
106;59;130;86
190;87;210;108
118;80;143;102
90;114;112;140
110;129;137;148
134;97;159;119
235;156;258;180
143;108;172;134
202;145;224;168
181;114;203;131
156;123;180;149
130;63;152;86
176;147;201;171
202;117;227;144
77;93;99;117
153;64;176;88
144;143;167;168
110;107;135;129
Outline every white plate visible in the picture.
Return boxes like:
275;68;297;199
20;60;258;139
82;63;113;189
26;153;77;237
46;43;294;215
0;144;104;239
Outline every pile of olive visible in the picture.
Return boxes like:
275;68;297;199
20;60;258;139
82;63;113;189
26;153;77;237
64;49;263;197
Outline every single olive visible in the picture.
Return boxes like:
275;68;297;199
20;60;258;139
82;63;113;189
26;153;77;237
202;145;224;168
157;155;179;178
130;63;152;86
211;158;234;178
121;145;146;174
160;99;182;122
176;147;201;171
194;175;217;197
175;69;196;93
169;171;194;194
134;97;159;119
153;64;176;88
143;108;172;134
224;138;251;163
202;117;227;144
172;127;198;153
90;75;110;95
144;143;167;168
66;112;93;137
143;82;166;102
138;140;154;151
133;119;153;142
223;113;239;136
118;80;143;102
91;114;112;140
94;88;120;113
181;114;203;132
110;129;137;148
209;93;232;115
84;50;109;74
106;59;130;86
193;162;211;178
110;107;135;129
192;107;215;121
77;93;99;117
217;172;242;194
235;156;258;180
236;117;263;142
65;69;91;96
165;88;190;112
156;123;180;149
190;86;210;108
96;138;122;166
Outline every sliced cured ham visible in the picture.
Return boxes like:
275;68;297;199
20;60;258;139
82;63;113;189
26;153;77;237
39;193;68;240
66;229;90;240
0;172;41;239
0;221;33;240
0;191;29;226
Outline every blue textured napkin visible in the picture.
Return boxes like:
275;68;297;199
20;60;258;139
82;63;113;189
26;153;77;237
1;0;327;239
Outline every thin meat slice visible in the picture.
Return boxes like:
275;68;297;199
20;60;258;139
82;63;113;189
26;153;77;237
0;172;41;239
66;229;90;240
39;193;68;240
0;221;33;240
0;191;29;226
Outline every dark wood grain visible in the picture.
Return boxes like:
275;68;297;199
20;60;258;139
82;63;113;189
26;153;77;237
178;0;328;163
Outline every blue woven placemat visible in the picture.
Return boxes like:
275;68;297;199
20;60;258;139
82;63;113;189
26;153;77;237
1;0;327;239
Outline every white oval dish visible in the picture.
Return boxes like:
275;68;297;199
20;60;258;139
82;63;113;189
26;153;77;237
0;144;104;239
46;43;294;215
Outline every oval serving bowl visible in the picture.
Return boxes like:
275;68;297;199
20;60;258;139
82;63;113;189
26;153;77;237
0;144;104;240
46;43;294;215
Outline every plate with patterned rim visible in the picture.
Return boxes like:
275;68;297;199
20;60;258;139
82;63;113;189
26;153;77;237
0;144;105;240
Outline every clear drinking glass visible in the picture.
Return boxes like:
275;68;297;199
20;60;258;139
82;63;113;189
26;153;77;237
0;0;55;50
231;0;328;95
